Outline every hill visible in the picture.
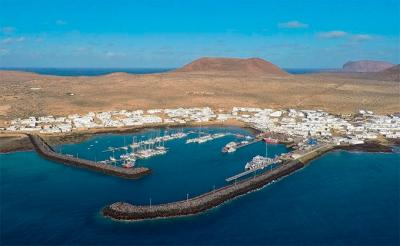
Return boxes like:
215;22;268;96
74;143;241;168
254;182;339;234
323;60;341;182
343;60;394;72
0;58;399;124
376;64;400;81
175;57;289;76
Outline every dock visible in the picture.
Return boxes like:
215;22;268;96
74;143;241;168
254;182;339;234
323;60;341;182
235;138;262;149
27;134;151;179
222;138;262;153
226;163;273;182
225;169;259;182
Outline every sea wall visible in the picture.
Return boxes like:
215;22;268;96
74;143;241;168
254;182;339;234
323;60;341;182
102;144;335;221
103;160;304;220
28;134;151;179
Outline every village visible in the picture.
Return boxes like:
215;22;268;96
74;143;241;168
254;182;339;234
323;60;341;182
2;107;400;146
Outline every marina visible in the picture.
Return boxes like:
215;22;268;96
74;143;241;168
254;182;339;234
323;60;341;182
0;127;393;245
102;143;335;221
1;134;398;245
28;134;151;179
1;1;398;244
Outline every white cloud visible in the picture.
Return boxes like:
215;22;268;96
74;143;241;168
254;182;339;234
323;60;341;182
278;21;309;29
56;20;67;25
1;36;26;45
1;26;16;35
351;34;373;41
318;30;348;39
104;51;125;58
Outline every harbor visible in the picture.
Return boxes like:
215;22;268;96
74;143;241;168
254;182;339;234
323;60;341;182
28;134;151;179
3;125;399;245
17;125;399;222
102;143;335;221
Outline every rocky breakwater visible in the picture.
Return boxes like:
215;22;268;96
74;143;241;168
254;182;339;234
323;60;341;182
27;134;151;179
103;160;307;221
103;144;335;221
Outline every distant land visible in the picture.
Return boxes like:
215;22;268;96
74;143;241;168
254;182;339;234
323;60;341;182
0;66;329;76
343;60;395;72
175;57;289;76
0;57;399;125
0;67;174;77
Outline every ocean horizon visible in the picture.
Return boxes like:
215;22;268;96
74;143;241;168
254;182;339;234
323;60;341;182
0;67;337;76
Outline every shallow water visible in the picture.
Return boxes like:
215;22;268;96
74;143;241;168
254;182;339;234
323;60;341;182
0;127;399;245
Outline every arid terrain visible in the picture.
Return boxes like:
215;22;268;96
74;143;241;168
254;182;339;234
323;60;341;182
0;58;399;126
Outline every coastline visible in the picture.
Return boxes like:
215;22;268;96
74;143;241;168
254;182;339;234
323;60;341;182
28;134;151;179
0;119;251;154
1;122;397;221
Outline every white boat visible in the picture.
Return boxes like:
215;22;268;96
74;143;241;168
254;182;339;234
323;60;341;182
122;159;135;168
222;141;237;153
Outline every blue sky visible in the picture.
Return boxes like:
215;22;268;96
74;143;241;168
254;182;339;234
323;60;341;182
0;0;399;68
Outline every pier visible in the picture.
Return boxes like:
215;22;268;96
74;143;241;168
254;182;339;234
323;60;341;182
222;138;262;153
235;138;262;149
28;134;151;179
102;143;335;221
225;159;277;182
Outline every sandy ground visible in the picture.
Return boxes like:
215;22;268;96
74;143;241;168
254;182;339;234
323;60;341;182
0;70;399;127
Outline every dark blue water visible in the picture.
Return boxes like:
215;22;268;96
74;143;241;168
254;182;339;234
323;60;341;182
1;127;399;245
285;68;338;74
0;67;173;76
0;67;333;76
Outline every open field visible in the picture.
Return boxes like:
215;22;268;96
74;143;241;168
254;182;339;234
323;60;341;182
0;70;399;126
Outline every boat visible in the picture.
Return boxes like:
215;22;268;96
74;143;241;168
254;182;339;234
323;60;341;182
226;147;236;153
244;155;274;170
263;137;279;144
222;141;237;153
122;160;135;168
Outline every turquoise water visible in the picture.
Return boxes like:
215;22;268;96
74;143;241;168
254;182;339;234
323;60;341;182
1;127;399;245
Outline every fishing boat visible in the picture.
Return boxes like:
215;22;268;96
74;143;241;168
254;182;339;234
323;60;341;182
263;137;279;144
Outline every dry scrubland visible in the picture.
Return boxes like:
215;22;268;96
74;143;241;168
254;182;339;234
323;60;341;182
0;69;399;126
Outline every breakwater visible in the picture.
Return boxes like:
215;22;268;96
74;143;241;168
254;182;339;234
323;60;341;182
103;144;334;221
28;134;151;179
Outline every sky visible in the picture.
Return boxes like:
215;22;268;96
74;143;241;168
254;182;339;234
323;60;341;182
0;0;399;68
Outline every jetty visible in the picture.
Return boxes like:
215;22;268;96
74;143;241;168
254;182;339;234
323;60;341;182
27;134;151;179
102;143;334;221
225;156;279;182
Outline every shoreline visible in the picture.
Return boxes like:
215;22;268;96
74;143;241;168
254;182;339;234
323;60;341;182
0;120;253;154
101;143;396;222
2;123;397;221
28;134;151;179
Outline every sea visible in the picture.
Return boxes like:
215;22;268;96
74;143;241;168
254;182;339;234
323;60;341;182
0;126;399;245
0;67;329;76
